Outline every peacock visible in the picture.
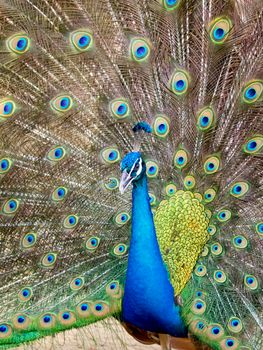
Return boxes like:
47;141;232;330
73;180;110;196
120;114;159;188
0;0;262;349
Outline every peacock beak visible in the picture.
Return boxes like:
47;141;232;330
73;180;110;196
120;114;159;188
119;169;134;194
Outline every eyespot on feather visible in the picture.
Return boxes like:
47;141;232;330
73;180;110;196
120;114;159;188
13;314;31;330
7;33;30;54
170;70;190;96
207;324;225;340
21;232;37;249
232;235;248;249
204;188;216;203
63;214;79;229
165;183;177;196
184;175;196;190
112;243;128;257
194;265;207;277
18;287;33;302
243;136;263;154
58;311;76;326
104;177;119;191
209;17;232;44
70;30;93;52
219;337;239;350
114;212;130;226
50;95;73;113
85;236;100;251
70;277;85;291
0;99;17;121
191;299;206;315
0;157;13;174
130;38;151;62
162;0;180;10
106;280;122;298
210;242;223;256
217;209;231;222
101;147;120;164
47;146;67;162
153;115;170;138
91;301;110;317
40;253;57;268
39;313;56;329
0;324;12;339
227;317;243;333
213;270;227;283
76;301;91;318
173;149;189;169
230;181;249;198
244;274;258;290
1;198;20;215
255;222;263;237
207;224;217;236
52;186;68;201
242;81;262;104
204;156;220;174
146;160;159;178
196;107;215;131
110;99;130;119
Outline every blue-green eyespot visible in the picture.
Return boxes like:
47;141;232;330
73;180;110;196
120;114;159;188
40;253;57;268
0;158;13;174
171;70;190;96
209;17;232;44
130;38;151;62
50;95;73;113
230;181;249;198
70;30;93;52
242;81;263;104
47;146;67;162
146;160;159;178
7;33;30;54
204;156;220;174
173;149;189;169
196;107;215;131
153;115;170;138
243;136;263;154
110;99;130;119
101;147;120;164
162;0;180;11
2;198;20;215
0;99;17;122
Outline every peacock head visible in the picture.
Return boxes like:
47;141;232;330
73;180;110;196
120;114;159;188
119;152;146;194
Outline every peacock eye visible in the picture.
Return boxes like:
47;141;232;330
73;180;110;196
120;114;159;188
47;146;67;162
153;115;170;138
7;33;30;54
0;158;13;174
101;147;120;164
209;17;232;44
204;156;220;174
171;70;190;96
110;99;130;119
0;99;17;121
242;81;262;104
163;0;180;10
243;136;263;154
2;198;20;215
196;107;215;131
40;253;57;268
50;95;73;113
130;38;151;62
70;30;93;52
173;149;189;169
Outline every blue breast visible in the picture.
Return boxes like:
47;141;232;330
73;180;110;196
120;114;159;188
122;175;186;337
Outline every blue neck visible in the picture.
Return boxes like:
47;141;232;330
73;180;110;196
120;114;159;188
122;174;186;337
